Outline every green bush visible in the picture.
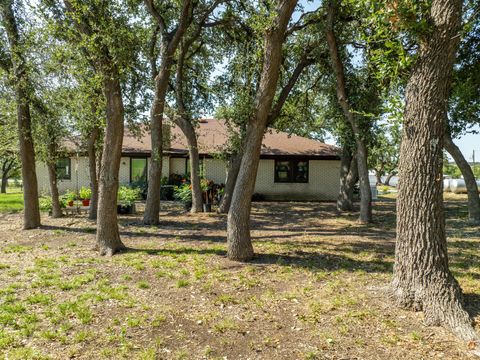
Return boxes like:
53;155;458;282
173;184;192;203
63;190;77;202
117;186;141;206
39;197;52;212
79;186;92;200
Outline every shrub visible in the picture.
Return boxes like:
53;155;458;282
63;190;77;202
168;173;188;186
173;184;192;203
117;186;141;206
79;186;92;200
39;197;52;212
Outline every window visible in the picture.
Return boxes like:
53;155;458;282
274;159;309;183
56;158;71;180
130;157;147;183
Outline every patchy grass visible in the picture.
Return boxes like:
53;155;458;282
0;199;478;359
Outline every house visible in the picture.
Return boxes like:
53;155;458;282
35;119;341;201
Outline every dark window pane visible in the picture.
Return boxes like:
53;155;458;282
294;161;308;182
131;158;147;183
275;161;291;182
56;158;71;180
274;159;309;183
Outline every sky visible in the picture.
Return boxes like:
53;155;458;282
451;126;480;163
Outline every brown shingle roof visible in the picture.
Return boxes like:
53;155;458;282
122;119;340;158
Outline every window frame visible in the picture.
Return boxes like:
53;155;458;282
274;158;309;184
129;156;148;184
56;157;71;180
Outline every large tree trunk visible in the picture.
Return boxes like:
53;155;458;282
143;1;191;225
87;127;100;220
143;70;167;224
217;150;243;214
337;148;357;212
96;71;126;256
444;132;480;224
1;1;41;229
46;161;63;218
175;119;203;213
392;0;478;342
227;0;297;261
326;1;372;223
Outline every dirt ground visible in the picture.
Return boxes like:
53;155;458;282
1;198;479;359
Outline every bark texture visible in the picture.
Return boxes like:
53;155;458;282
95;72;126;255
337;147;357;212
326;1;371;223
217;151;243;214
1;0;41;229
175;118;203;213
143;0;192;225
87;127;100;220
47;161;63;218
444;132;480;224
227;0;298;261
392;0;478;342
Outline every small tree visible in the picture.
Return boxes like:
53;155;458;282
0;0;41;229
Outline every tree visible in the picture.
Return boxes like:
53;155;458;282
168;0;224;214
392;0;479;342
142;0;193;224
325;0;373;223
216;3;320;214
48;0;140;255
226;0;298;261
0;0;41;229
0;89;20;194
33;97;67;218
445;13;480;224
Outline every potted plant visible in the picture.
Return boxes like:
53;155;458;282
117;186;141;214
201;179;214;212
63;190;77;207
173;183;192;211
79;186;92;206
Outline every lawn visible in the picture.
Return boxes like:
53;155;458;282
0;188;23;213
0;197;478;359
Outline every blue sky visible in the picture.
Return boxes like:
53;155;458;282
452;126;480;162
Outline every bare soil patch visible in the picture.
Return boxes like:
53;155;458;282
0;198;478;359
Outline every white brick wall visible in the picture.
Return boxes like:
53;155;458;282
170;157;186;176
254;159;340;200
204;158;227;184
37;155;170;195
202;158;340;201
37;156;340;200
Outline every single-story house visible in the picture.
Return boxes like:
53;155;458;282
36;119;341;201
